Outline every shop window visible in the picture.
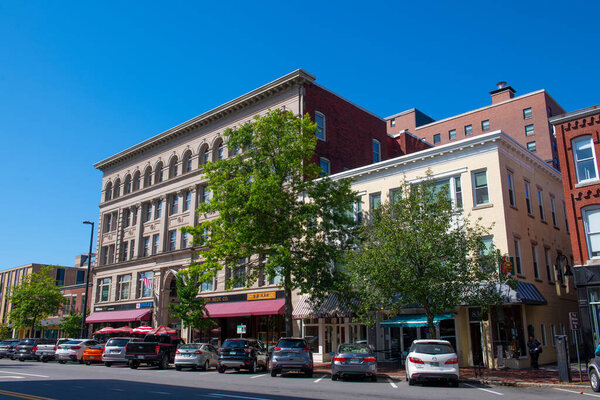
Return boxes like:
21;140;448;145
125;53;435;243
491;305;526;360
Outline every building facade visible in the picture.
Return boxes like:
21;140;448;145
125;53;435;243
551;105;600;359
318;130;577;368
89;70;393;343
386;83;565;168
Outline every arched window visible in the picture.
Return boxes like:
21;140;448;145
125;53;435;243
105;182;113;202
199;144;210;166
155;161;164;183
123;175;132;195
215;140;224;161
113;179;121;198
169;157;178;179
132;171;141;191
144;167;153;188
182;150;193;174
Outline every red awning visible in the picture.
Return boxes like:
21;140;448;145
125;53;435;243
205;299;285;318
86;309;151;323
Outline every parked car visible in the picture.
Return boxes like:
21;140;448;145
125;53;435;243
588;345;600;392
270;337;313;377
174;343;218;371
102;337;141;367
55;339;99;364
405;339;459;387
125;334;181;369
83;344;105;365
14;338;56;361
331;343;377;382
0;340;20;359
217;338;269;373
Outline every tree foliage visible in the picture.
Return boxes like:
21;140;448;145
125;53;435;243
0;324;12;340
59;313;83;338
182;109;359;335
343;173;513;338
8;266;65;334
169;269;216;334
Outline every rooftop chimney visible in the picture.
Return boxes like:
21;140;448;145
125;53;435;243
490;81;516;104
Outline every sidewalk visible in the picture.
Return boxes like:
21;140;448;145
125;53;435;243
312;362;590;387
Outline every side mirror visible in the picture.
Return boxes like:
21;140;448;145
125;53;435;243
595;345;600;357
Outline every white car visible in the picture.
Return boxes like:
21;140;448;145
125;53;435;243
405;339;459;387
56;339;99;364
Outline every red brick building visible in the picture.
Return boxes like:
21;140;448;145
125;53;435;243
551;105;600;357
386;83;565;168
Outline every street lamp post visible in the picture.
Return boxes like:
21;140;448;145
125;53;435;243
555;253;574;281
81;221;94;338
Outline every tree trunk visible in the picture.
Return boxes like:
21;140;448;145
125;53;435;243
284;271;293;336
30;316;37;338
422;302;437;339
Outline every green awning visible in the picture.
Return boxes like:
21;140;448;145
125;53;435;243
380;313;455;328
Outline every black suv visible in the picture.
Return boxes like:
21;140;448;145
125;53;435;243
270;337;313;377
0;340;20;359
14;338;56;361
217;338;269;373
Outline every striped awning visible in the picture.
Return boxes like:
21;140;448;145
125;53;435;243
515;281;547;305
293;294;355;319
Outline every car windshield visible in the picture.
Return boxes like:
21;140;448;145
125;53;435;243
338;344;370;354
222;340;248;348
277;339;306;348
19;339;35;345
106;339;130;347
413;343;455;355
63;340;83;345
179;344;202;350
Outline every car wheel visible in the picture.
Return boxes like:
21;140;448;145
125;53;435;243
42;358;48;363
408;378;416;386
591;369;600;392
218;366;226;373
159;354;169;370
450;379;459;388
249;360;257;373
105;362;112;367
271;368;278;377
58;360;66;364
203;360;209;371
175;365;182;371
305;369;313;378
85;361;91;366
332;374;338;381
129;360;139;369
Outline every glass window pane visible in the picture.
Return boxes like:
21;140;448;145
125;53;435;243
475;172;487;187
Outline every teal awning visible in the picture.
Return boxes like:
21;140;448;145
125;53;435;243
380;313;455;328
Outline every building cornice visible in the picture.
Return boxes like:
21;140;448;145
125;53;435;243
94;69;316;171
549;104;600;125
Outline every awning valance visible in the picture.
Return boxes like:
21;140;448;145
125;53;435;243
380;313;455;328
86;309;151;323
499;282;547;305
292;294;355;319
205;299;285;318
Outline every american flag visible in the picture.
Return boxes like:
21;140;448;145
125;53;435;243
143;277;154;289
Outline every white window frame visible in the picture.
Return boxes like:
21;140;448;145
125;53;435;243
573;136;599;184
315;112;326;141
472;170;490;206
583;206;600;259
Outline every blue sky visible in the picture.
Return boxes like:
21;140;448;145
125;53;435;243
0;1;598;270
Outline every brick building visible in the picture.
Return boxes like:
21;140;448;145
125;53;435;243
386;82;565;168
551;105;600;358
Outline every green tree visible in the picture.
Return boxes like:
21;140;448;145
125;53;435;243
8;266;65;335
344;173;513;338
183;109;358;335
169;268;216;337
59;313;85;338
0;323;12;340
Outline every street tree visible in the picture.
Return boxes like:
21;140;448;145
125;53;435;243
8;266;65;336
182;109;358;335
59;313;84;338
343;173;513;338
169;268;216;340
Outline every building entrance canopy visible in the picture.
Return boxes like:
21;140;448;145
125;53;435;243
86;309;151;323
205;299;285;318
380;313;455;328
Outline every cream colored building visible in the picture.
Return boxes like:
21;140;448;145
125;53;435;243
321;130;578;368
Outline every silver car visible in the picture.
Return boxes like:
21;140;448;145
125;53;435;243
331;343;377;382
102;337;141;367
270;337;313;377
174;343;218;371
56;339;99;363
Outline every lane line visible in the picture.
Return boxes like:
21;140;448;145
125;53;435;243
205;394;274;400
555;387;600;398
0;376;25;379
148;391;171;395
0;389;55;400
463;383;503;396
387;377;398;388
314;374;326;383
250;374;266;379
0;371;49;378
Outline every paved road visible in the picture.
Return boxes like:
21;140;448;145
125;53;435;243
0;359;597;400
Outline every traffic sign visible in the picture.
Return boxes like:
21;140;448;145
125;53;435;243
570;312;580;330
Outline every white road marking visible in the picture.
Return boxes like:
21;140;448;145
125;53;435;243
250;374;266;379
463;383;503;396
149;391;171;395
112;388;125;392
387;377;398;388
206;394;273;400
0;370;49;378
555;387;600;397
0;376;25;379
314;374;326;383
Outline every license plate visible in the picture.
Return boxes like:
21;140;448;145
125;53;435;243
429;362;439;367
138;355;145;359
230;352;236;355
89;356;95;359
350;359;360;364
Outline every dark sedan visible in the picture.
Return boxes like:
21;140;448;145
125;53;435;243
331;343;377;382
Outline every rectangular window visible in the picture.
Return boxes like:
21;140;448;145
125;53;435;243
319;158;330;176
353;200;363;223
117;274;131;301
130;239;135;260
369;192;381;212
525;124;535;136
541;323;547;346
524;182;533;215
433;133;441;144
514;239;523;275
183;191;191;212
124;209;131;227
390;119;395;127
433;176;463;209
144;203;152;222
532;244;540;279
170;195;178;215
132;208;137;225
527;141;537;152
233;259;245;289
108;244;115;264
550;197;558;227
464;125;472;136
155;200;162;219
449;129;456;140
138;271;153;298
182;232;190;248
481;120;490;131
507;170;515;207
152;234;159;255
537;189;545;221
573;136;599;183
584;207;600;258
199;186;210;203
472;170;489;206
201;273;213;292
121;242;128;262
98;278;110;302
545;247;554;283
523;107;533;120
104;214;112;233
315;112;325;141
551;324;556;346
143;237;150;257
55;269;65;286
372;140;381;163
168;230;176;251
76;270;85;285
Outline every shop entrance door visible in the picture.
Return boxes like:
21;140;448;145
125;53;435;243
469;308;484;367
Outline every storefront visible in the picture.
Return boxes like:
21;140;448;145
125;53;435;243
86;301;153;333
575;265;600;360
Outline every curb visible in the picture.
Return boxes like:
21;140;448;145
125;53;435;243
466;378;589;388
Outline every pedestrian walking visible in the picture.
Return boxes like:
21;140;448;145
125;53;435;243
528;335;542;369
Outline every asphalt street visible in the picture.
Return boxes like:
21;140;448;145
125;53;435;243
0;359;598;400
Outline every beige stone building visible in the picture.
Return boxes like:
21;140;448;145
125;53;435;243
321;130;578;368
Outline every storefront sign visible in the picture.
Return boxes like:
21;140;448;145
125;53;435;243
570;312;580;330
501;256;514;275
136;302;153;309
94;301;153;312
237;324;247;334
247;292;276;301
